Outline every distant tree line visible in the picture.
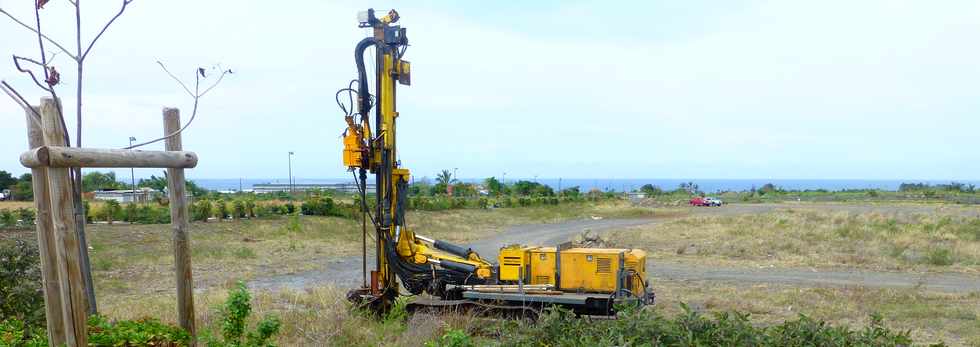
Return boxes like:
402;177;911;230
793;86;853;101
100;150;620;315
406;170;584;198
0;169;208;201
899;182;976;193
0;170;33;201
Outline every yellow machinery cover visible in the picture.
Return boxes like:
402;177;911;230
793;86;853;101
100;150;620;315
498;246;648;294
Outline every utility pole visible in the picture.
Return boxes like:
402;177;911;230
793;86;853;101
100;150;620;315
288;151;294;194
453;168;458;183
129;137;137;203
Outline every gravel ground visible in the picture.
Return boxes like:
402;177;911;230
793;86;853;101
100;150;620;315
249;203;980;293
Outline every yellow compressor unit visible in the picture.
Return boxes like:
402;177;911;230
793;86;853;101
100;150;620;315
498;245;650;296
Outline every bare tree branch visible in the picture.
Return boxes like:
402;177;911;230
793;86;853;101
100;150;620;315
0;80;42;126
126;63;231;149
81;0;132;60
13;54;45;67
0;81;28;109
12;55;52;92
74;0;82;149
0;8;77;60
199;68;232;97
156;61;194;97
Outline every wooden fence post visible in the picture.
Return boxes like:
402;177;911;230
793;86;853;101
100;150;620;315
164;108;196;341
25;106;67;346
39;97;88;346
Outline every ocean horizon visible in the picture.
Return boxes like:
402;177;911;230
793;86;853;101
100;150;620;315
191;178;980;193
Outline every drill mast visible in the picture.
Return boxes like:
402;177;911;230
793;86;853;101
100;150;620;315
340;8;493;307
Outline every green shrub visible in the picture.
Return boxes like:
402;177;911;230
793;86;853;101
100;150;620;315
0;210;16;229
926;247;954;266
15;208;35;227
300;196;335;216
450;198;466;209
383;296;410;325
0;317;47;346
254;204;282;218
499;304;915;347
83;200;93;223
0;240;44;329
217;200;230;220
425;329;473;347
192;199;213;222
135;205;171;224
202;281;281;347
233;200;246;219
244;199;256;218
123;203;138;223
0;315;190;346
103;200;121;224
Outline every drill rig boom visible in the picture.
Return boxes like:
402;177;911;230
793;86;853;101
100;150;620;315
341;8;494;305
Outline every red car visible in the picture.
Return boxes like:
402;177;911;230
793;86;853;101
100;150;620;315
689;197;707;206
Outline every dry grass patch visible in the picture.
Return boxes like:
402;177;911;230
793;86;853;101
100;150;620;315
99;285;483;347
652;280;980;346
99;282;978;346
0;201;34;210
609;206;980;273
88;216;362;297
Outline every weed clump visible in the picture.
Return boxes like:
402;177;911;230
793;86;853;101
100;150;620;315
489;304;917;347
203;281;281;347
925;247;955;266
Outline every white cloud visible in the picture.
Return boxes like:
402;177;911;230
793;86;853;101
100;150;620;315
0;0;977;180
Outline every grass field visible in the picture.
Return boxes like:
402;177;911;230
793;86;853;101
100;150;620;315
55;200;651;299
608;205;980;273
5;200;978;345
95;280;979;346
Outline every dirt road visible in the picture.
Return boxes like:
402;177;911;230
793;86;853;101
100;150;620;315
249;203;980;293
248;218;658;291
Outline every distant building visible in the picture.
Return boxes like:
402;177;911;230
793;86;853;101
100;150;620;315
252;183;375;194
625;192;647;199
92;188;158;203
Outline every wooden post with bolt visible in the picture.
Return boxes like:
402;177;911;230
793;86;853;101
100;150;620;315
164;108;196;342
39;97;89;346
24;105;67;345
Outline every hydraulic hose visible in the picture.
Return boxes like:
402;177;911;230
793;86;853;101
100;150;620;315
354;37;377;117
433;240;474;259
439;259;478;273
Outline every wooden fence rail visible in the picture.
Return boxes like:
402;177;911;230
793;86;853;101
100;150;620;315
20;147;198;169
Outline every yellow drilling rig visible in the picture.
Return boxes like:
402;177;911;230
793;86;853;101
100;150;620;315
339;8;654;315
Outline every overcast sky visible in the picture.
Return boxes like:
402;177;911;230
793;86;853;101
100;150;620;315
1;0;978;181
